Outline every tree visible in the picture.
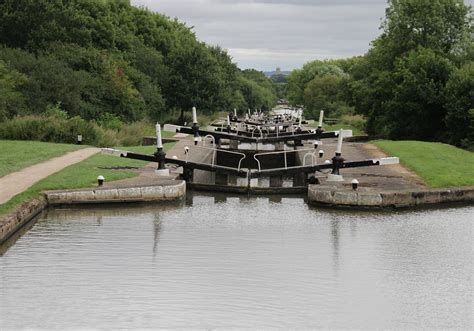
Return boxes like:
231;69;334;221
0;60;27;121
444;62;474;147
287;61;344;105
0;0;275;124
385;47;453;139
303;75;345;118
350;0;472;139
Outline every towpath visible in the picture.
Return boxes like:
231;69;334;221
0;148;100;204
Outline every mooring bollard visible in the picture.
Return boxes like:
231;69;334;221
97;175;104;186
352;179;359;190
327;129;345;182
319;149;324;158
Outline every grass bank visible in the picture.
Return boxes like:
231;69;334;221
0;140;84;177
372;140;474;188
308;115;366;136
0;144;174;217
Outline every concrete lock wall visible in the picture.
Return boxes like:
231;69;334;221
0;196;47;244
308;185;474;208
46;181;186;205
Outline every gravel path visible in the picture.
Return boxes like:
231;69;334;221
0;147;100;204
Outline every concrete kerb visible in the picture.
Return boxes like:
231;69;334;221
308;185;474;208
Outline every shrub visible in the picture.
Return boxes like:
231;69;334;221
0;115;102;145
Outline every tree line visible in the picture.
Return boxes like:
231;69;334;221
0;0;277;129
286;0;473;148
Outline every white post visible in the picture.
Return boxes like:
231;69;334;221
298;113;302;127
227;115;231;126
192;106;197;124
156;122;163;148
336;129;343;154
234;108;237;116
318;110;324;127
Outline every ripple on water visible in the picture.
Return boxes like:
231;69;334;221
0;195;472;329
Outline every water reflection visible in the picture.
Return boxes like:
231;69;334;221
0;194;472;329
330;219;340;274
153;213;162;258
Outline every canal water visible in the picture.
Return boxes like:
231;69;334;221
1;194;472;329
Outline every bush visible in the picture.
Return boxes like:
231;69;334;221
0;115;102;145
116;121;155;146
97;113;123;131
0;116;175;147
340;114;366;132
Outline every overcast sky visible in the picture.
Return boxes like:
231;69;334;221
130;0;473;71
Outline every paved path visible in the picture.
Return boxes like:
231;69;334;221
312;140;426;191
0;148;100;204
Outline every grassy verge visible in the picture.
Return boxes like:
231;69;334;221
372;140;474;188
0;140;84;177
308;115;366;136
0;143;174;217
323;124;364;136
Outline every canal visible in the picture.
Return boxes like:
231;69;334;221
0;194;472;329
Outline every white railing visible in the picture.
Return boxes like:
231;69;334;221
253;148;317;172
184;145;247;171
202;134;215;148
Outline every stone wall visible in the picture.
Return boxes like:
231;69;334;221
46;181;186;205
308;185;474;208
0;196;47;244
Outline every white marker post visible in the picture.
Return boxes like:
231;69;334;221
156;122;163;149
191;106;201;145
192;106;198;124
234;108;237;117
318;110;324;127
336;129;343;154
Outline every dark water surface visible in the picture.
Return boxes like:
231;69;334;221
1;194;472;329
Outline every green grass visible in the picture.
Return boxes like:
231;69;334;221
161;131;176;138
0;143;175;217
308;122;364;136
324;124;364;136
0;140;84;177
372;140;474;188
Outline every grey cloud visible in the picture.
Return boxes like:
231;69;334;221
131;0;390;70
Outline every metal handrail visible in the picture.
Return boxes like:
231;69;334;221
184;145;247;171
253;148;315;172
251;127;263;138
302;152;318;167
202;134;215;148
